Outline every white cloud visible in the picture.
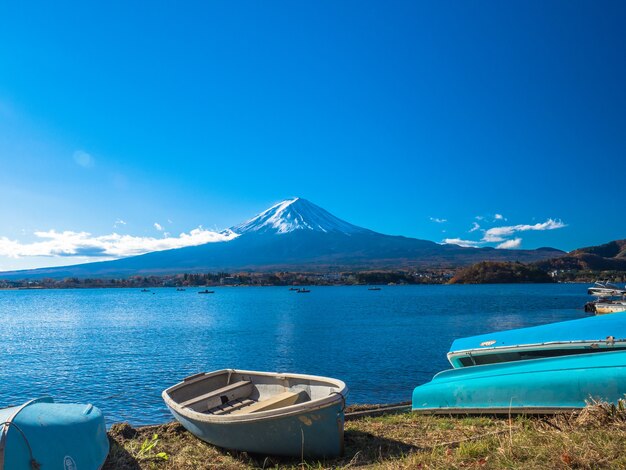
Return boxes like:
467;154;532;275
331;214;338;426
496;238;522;249
113;219;127;228
494;213;504;220
430;217;447;224
442;238;483;248
483;219;566;242
73;150;95;168
0;228;238;259
482;233;506;243
154;222;163;231
443;217;566;250
475;215;484;221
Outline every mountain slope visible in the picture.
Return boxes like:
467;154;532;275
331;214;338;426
0;198;564;279
450;261;554;284
535;239;626;271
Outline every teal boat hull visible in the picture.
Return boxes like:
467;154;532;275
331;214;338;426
413;350;626;414
448;312;626;368
0;397;109;470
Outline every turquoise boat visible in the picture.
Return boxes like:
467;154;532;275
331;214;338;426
0;397;109;469
163;369;348;458
448;313;626;368
413;350;626;414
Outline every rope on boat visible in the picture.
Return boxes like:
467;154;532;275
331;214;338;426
345;402;411;420
0;421;40;470
343;403;520;452
422;426;520;451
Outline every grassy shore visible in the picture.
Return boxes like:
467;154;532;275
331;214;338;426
104;402;626;469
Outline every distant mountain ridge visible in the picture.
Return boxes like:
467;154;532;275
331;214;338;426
571;239;626;259
536;239;626;271
0;198;565;279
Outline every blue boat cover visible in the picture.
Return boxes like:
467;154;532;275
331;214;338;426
0;397;108;470
450;312;626;353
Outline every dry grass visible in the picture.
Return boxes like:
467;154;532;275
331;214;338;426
103;402;626;469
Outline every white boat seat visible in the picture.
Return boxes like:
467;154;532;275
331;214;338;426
181;380;253;412
231;389;307;415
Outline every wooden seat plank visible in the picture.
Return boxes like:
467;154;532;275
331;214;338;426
181;380;253;412
209;398;255;415
231;390;306;415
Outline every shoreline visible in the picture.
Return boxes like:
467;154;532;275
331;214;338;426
0;280;591;291
104;402;626;469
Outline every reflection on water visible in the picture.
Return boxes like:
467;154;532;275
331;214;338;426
0;284;588;425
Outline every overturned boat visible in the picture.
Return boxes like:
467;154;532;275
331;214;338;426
413;350;626;414
162;369;348;458
447;313;626;368
0;397;109;470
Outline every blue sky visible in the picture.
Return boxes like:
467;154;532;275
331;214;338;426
0;1;625;270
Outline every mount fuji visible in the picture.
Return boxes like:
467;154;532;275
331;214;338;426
0;198;564;279
231;198;369;236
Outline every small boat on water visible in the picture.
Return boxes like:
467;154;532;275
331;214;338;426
368;287;381;291
140;288;150;292
176;288;186;291
0;397;109;469
288;287;299;291
413;350;626;414
198;289;214;294
584;281;626;314
447;313;626;368
588;281;626;298
162;369;348;458
592;301;626;315
297;288;311;293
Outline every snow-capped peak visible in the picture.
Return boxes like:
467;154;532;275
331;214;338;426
231;198;368;235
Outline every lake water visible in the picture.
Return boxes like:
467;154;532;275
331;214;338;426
0;284;589;425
